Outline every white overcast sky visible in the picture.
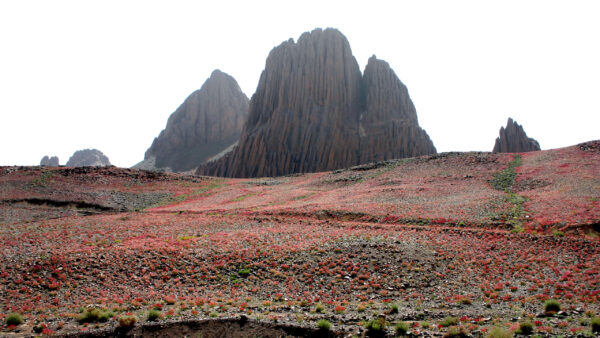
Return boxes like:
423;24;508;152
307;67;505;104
1;0;598;167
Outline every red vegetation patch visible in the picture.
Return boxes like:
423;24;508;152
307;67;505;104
0;143;599;335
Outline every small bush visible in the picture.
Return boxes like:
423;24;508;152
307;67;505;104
147;309;161;321
78;308;103;323
543;299;561;313
395;321;409;335
6;313;24;326
389;304;399;314
591;316;600;333
440;317;459;327
98;311;112;322
118;315;137;328
365;318;387;336
315;304;325;313
486;327;513;338
238;268;251;277
518;321;534;335
317;319;331;331
443;326;469;338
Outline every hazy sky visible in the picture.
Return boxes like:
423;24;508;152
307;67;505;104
1;0;598;167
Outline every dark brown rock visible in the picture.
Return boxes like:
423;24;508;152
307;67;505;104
40;156;59;166
198;28;436;178
493;118;540;153
66;149;111;167
139;70;248;172
359;56;436;162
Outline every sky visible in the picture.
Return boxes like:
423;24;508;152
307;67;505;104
1;0;598;167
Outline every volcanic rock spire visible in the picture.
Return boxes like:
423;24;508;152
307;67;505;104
493;118;540;153
137;70;249;172
197;28;436;178
360;56;436;162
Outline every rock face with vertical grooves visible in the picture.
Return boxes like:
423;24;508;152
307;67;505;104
138;70;249;172
66;149;111;167
40;156;59;166
197;28;436;178
360;56;436;162
493;118;540;153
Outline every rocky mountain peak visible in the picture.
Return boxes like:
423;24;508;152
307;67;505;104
197;28;436;178
493;118;541;153
40;156;59;166
66;149;111;167
137;69;249;172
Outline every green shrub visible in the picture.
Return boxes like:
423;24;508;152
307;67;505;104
591;316;600;333
395;321;409;335
365;318;387;336
518;321;534;335
147;309;161;321
98;311;113;322
78;308;103;323
544;299;561;313
238;268;251;277
389;304;399;314
118;315;137;328
315;304;325;313
486;327;513;338
439;317;459;327
443;326;469;338
317;319;331;331
6;313;24;326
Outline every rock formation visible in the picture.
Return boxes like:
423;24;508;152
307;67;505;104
40;156;59;166
359;56;437;162
135;70;248;172
66;149;111;167
493;118;540;153
197;28;435;178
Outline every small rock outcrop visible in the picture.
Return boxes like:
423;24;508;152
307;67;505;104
66;149;111;167
40;156;59;166
136;70;249;172
197;28;435;178
493;118;540;153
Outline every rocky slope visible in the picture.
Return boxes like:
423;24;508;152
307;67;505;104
137;70;248;172
40;155;59;166
66;149;111;167
197;28;435;178
493;118;540;153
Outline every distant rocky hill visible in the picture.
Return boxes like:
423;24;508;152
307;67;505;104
66;149;111;167
197;28;435;178
135;70;248;172
493;118;540;153
40;155;59;166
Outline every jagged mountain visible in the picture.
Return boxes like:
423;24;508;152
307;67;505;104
197;28;435;178
493;118;540;153
136;70;248;172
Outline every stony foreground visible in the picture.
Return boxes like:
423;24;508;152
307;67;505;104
0;142;598;336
